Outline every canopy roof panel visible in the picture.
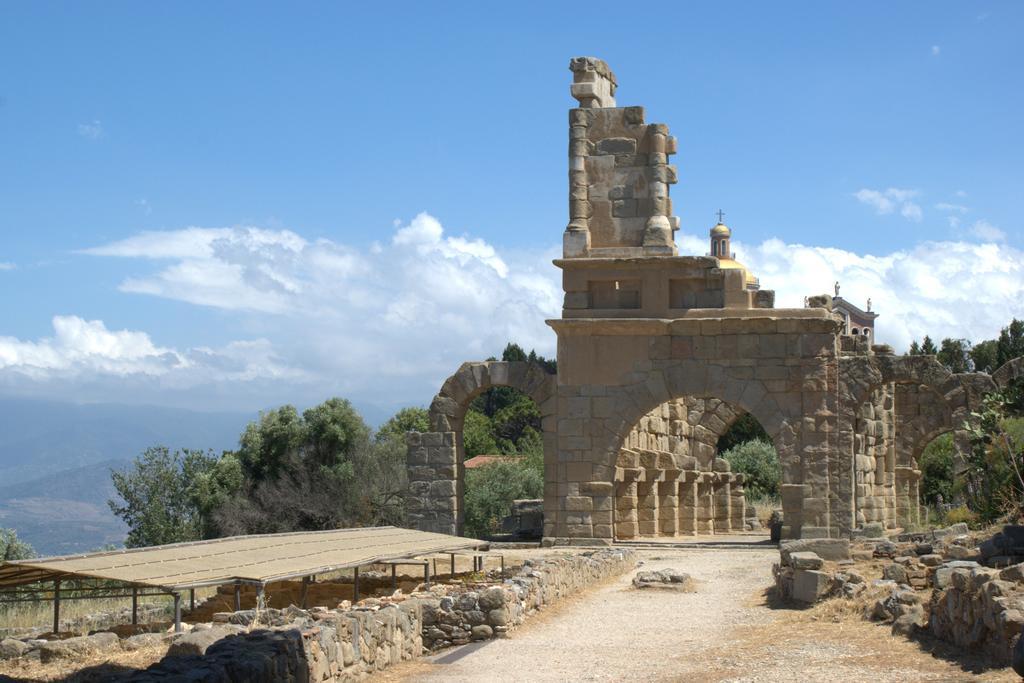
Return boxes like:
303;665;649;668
0;527;484;591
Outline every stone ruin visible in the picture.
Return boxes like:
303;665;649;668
406;57;1023;545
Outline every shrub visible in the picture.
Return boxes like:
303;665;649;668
463;451;543;539
919;433;955;505
944;506;978;527
721;439;780;499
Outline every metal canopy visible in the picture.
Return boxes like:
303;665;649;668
0;527;485;592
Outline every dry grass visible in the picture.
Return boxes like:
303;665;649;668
0;642;170;682
0;586;219;636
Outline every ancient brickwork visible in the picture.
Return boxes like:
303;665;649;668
406;57;1008;546
407;361;556;536
614;397;748;539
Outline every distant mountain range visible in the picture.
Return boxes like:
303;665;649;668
0;397;252;556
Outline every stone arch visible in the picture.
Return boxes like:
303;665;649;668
994;356;1024;389
584;357;806;540
611;394;778;539
841;353;997;531
407;361;556;537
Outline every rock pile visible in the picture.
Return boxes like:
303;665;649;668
632;569;693;590
772;538;854;604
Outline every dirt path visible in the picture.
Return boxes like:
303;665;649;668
380;545;1017;682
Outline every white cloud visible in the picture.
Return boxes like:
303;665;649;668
931;45;941;56
854;187;922;222
76;213;561;411
935;202;969;228
77;120;103;140
0;316;297;385
11;215;1022;414
970;219;1006;242
0;262;14;271
712;236;1024;352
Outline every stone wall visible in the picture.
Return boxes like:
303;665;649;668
79;549;635;681
418;548;635;649
120;603;422;681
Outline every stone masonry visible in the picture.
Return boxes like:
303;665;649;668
406;57;1013;546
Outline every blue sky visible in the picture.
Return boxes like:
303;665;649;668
1;2;1022;422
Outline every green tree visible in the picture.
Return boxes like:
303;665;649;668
463;409;498;457
909;340;922;355
375;407;429;442
716;413;770;453
921;336;938;355
997;319;1024;368
961;380;1024;522
463;451;543;538
109;447;218;548
918;433;955;505
212;398;405;534
721;440;780;499
0;528;35;560
937;338;973;374
971;339;999;374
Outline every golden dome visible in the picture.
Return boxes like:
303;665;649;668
716;257;759;287
710;222;731;237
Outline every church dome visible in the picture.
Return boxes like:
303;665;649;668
710;222;731;237
716;257;759;287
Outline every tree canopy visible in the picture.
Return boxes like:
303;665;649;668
907;318;1023;374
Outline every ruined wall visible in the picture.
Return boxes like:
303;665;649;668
615;397;748;539
564;57;678;258
854;383;896;529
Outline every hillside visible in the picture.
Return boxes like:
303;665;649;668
0;398;251;555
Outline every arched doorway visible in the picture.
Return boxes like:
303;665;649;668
406;360;556;537
612;396;777;540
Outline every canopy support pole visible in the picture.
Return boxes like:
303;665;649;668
173;592;182;633
52;579;61;634
234;582;241;611
189;588;195;612
353;567;360;603
131;587;138;625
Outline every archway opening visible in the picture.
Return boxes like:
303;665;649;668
460;385;544;539
716;413;778;529
613;397;776;540
916;432;962;525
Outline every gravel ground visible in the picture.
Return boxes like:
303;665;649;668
380;544;1018;682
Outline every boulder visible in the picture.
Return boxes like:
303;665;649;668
632;569;693;590
861;522;885;538
0;638;31;660
1014;629;1024;677
470;625;493;641
891;606;926;636
919;553;944;567
780;538;850;564
882;563;908;584
791;569;832;604
1001;562;1024;583
789;552;823;570
167;626;235;657
38;632;120;663
477;586;506;611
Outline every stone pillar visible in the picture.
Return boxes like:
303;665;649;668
614;469;641;539
713;474;732;533
637;470;661;537
405;431;458;536
678;472;698;535
730;474;746;531
658;470;681;537
696;473;715;534
895;466;922;528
